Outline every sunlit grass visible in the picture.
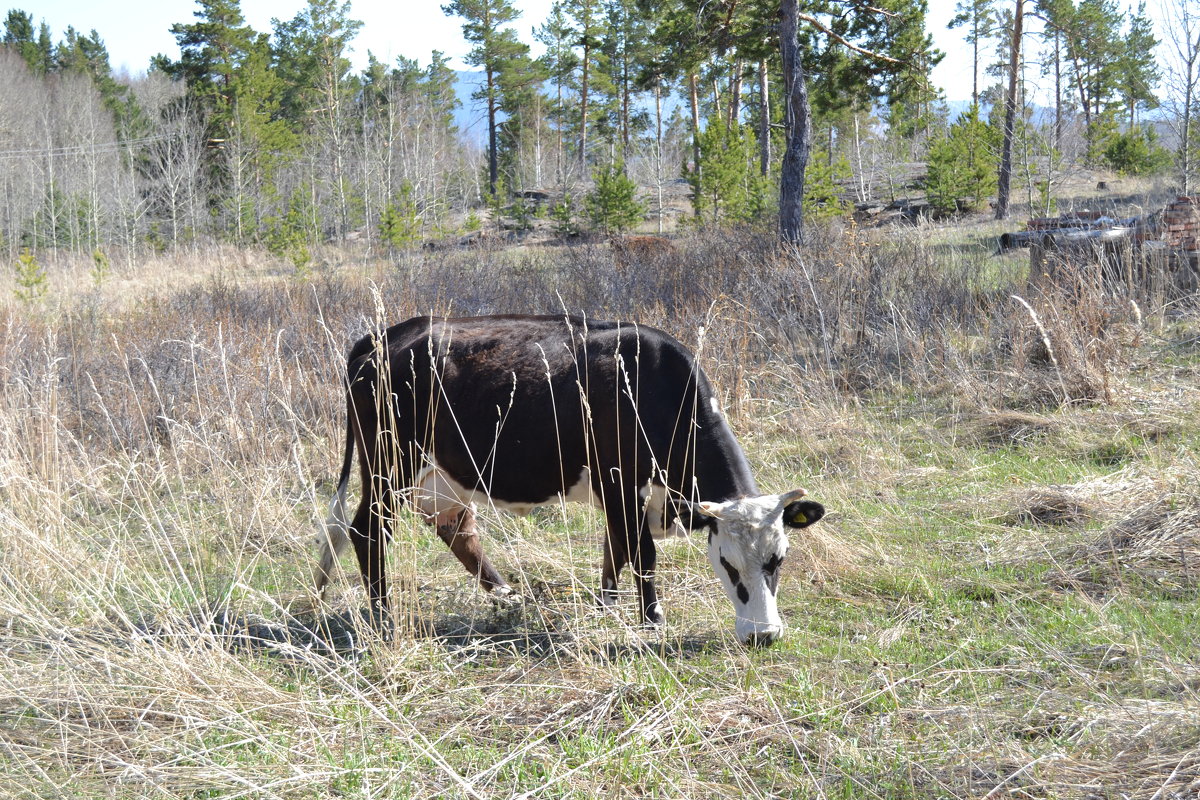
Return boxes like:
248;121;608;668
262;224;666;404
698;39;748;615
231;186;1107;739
1;225;1198;797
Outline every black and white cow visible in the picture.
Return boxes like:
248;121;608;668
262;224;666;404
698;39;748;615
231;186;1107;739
313;314;824;646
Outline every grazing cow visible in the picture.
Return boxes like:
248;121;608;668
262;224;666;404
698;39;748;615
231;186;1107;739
314;314;824;646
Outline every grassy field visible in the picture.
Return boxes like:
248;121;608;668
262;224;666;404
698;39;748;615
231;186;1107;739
1;222;1198;798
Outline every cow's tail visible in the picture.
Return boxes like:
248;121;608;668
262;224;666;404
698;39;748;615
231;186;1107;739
313;396;356;599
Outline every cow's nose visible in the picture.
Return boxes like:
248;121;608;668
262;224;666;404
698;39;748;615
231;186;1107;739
743;629;780;648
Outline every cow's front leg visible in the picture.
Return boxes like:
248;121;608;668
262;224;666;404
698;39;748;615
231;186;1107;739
434;506;511;595
601;507;663;625
600;530;626;608
630;527;663;626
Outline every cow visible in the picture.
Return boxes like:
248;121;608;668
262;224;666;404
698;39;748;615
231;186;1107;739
313;314;824;646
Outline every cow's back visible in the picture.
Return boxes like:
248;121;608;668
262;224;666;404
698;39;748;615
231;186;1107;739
366;315;714;504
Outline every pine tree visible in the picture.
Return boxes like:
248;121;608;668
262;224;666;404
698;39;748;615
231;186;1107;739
602;0;651;156
226;33;295;242
424;51;461;138
272;0;362;236
1116;2;1160;126
536;2;581;186
3;10;53;74
585;161;644;232
949;0;998;106
561;0;612;170
1049;0;1123;141
496;50;547;189
442;0;527;198
927;104;998;213
161;0;256;130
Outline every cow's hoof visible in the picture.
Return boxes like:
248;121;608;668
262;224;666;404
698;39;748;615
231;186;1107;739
489;587;524;609
641;603;665;627
358;607;396;640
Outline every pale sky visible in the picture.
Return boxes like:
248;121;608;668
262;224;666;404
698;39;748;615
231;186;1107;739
21;0;1039;104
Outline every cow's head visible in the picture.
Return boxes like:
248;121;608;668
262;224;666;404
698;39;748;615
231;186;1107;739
683;489;824;647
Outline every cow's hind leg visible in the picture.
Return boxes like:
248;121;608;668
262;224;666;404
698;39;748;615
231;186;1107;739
347;490;393;626
313;481;351;599
435;507;512;596
344;353;408;631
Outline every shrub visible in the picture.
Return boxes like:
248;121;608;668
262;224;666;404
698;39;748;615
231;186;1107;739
90;249;111;289
549;194;579;238
264;189;312;272
691;120;772;224
13;247;47;303
379;182;421;251
1101;126;1172;176
804;150;852;219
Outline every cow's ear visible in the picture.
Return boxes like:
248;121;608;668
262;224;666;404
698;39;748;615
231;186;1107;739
783;500;825;528
673;498;718;531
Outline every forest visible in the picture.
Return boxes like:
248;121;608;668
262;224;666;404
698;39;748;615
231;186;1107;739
0;0;1186;261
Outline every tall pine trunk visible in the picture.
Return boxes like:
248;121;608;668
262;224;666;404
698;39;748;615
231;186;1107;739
487;66;499;196
579;40;590;170
728;60;743;129
689;73;701;216
758;59;771;176
779;0;810;244
995;0;1023;220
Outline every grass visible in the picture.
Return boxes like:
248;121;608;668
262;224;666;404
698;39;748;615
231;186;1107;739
1;223;1199;798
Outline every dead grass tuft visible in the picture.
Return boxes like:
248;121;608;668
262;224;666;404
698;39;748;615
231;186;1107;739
994;463;1200;597
1050;500;1200;597
1000;486;1100;527
971;410;1061;447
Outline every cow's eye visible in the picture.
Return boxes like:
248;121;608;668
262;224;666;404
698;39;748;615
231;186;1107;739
763;553;785;575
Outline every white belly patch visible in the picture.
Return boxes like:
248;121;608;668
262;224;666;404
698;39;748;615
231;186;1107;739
640;483;689;539
410;462;597;519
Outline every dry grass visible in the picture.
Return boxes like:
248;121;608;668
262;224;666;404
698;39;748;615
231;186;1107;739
2;224;1198;798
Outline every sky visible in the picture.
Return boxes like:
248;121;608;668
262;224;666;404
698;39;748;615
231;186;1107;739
21;0;1033;104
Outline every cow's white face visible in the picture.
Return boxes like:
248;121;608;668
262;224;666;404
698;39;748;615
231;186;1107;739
698;490;823;647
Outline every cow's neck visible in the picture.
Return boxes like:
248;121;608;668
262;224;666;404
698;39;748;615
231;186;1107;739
693;413;758;502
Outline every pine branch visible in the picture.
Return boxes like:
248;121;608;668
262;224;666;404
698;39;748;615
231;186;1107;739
794;12;902;63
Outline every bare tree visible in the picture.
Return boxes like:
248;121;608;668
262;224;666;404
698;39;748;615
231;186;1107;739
0;50;42;257
141;99;206;250
1161;0;1200;194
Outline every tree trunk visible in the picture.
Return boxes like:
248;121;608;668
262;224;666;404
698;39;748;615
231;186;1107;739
580;40;590;170
655;81;665;233
621;52;631;155
758;59;771;176
995;0;1023;220
728;60;744;129
1185;65;1195;195
779;0;810;244
971;16;980;106
1053;31;1063;152
689;72;701;216
487;66;499;196
555;75;564;187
